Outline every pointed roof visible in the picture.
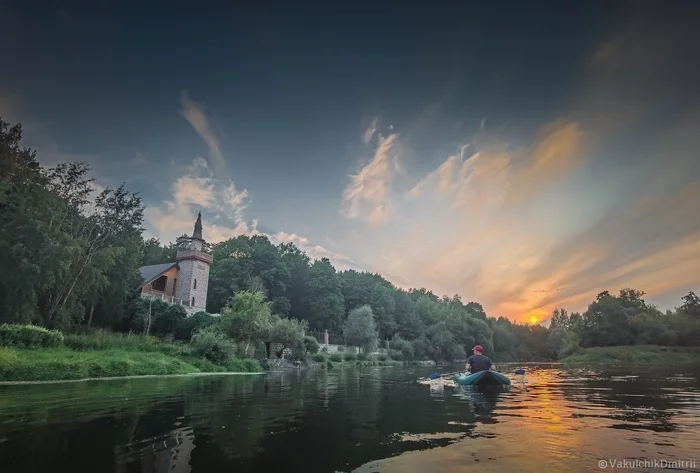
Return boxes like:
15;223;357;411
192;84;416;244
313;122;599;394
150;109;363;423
138;262;178;286
192;211;203;241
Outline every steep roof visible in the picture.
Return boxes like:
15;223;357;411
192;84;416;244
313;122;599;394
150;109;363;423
138;262;178;286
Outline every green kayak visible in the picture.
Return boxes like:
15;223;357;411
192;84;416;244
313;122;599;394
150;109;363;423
454;370;511;386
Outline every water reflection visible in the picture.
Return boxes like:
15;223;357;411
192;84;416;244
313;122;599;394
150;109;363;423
0;364;698;473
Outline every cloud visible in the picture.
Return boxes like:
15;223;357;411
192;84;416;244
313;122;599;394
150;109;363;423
145;156;255;242
145;160;356;271
335;6;700;324
341;133;401;224
270;231;361;270
147;92;356;272
179;91;226;170
363;118;378;144
408;120;585;208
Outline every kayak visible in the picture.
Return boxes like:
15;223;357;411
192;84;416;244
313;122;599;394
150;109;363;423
454;370;511;386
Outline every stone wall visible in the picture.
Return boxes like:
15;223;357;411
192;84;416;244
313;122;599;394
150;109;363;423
174;259;210;311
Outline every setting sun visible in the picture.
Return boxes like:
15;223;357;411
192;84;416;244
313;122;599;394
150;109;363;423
529;315;539;325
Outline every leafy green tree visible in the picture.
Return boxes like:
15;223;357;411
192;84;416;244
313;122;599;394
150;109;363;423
680;291;700;318
219;291;273;355
344;305;378;354
303;335;320;356
269;316;307;358
339;270;396;339
546;327;567;359
305;258;345;332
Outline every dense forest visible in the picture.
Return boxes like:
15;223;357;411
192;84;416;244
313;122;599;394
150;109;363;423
2;117;699;362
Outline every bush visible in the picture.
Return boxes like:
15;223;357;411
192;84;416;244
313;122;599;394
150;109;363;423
343;352;357;361
320;346;329;354
388;349;404;361
377;354;388;362
62;330;189;356
390;336;414;360
356;353;368;361
312;353;326;362
303;336;320;355
177;312;218;341
336;345;345;352
329;353;343;362
0;324;64;348
326;360;334;369
190;329;236;365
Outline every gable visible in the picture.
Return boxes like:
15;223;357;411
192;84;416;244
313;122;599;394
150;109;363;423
138;262;178;287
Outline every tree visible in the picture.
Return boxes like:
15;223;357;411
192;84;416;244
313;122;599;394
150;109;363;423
546;327;567;359
269;316;307;358
680;291;700;318
549;308;570;330
305;258;345;332
219;291;273;355
0;118;42;183
339;270;397;339
344;305;378;354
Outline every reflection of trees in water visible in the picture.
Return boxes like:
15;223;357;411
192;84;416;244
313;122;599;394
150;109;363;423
557;368;699;433
0;377;201;473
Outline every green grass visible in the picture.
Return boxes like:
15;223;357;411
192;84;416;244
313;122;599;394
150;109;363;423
0;330;263;382
561;345;700;366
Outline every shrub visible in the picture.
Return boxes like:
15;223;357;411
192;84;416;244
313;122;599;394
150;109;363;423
269;317;306;356
312;353;326;362
151;304;188;337
388;349;404;361
343;352;357;361
326;360;334;369
62;330;189;356
356;353;368;361
303;336;320;355
329;353;343;362
390;336;414;360
190;329;236;365
0;324;64;348
177;312;218;341
346;346;358;355
336;345;345;353
377;354;388;362
320;346;329;354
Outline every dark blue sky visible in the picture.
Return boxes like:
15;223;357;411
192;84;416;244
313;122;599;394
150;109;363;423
2;1;699;322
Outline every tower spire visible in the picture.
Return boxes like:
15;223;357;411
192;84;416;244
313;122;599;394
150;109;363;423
192;211;203;241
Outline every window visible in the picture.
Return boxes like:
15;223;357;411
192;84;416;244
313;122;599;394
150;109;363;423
193;279;197;290
191;297;196;307
151;275;167;292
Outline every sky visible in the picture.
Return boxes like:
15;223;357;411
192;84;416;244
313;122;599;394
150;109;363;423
2;1;699;324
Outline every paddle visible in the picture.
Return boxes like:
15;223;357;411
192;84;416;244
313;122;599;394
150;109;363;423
424;370;464;380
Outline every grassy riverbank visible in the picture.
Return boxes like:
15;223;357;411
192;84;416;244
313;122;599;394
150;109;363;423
561;345;700;366
0;326;262;382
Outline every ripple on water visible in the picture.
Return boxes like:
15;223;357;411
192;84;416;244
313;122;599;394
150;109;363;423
0;366;699;473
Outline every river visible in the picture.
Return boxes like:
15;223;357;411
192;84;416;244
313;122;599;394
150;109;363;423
0;363;698;472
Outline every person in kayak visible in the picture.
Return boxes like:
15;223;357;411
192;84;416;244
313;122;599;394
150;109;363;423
466;345;495;374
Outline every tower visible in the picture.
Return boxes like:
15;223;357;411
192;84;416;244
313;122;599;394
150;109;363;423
175;211;213;313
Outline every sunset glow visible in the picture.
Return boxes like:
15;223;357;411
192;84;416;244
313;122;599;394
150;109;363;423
2;3;698;325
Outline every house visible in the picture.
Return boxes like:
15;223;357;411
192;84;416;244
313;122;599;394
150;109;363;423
138;212;214;314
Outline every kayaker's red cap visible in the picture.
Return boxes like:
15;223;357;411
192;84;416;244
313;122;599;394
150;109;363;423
473;345;483;352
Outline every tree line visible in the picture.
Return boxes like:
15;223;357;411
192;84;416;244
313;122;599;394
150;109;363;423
2;117;698;362
545;289;700;359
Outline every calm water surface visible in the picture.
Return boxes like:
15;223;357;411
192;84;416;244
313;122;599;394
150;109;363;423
0;363;699;472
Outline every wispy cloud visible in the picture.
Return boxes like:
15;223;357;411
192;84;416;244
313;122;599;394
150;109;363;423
147;92;355;271
341;132;402;224
408;120;584;208
179;90;226;170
